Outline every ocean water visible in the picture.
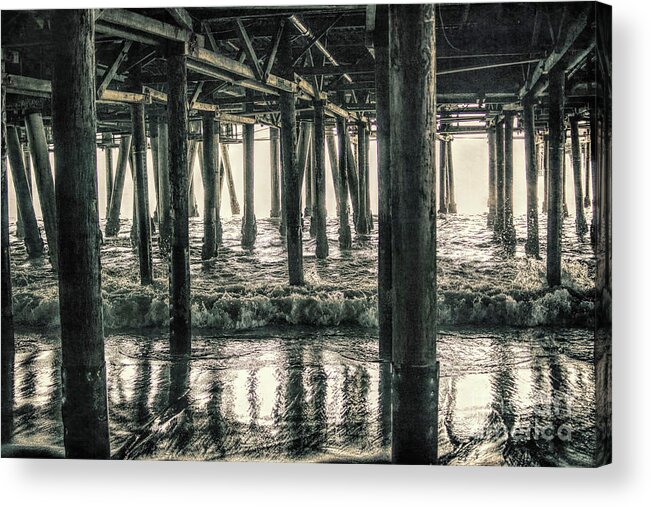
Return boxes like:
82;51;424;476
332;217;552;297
4;211;598;465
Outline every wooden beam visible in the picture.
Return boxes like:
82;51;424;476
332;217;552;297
97;9;201;46
264;18;286;82
166;8;193;31
234;19;264;82
3;74;51;96
292;14;344;66
96;40;133;98
294;64;374;76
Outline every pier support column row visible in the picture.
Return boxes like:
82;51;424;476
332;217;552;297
487;126;497;227
336;117;352;249
104;135;132;237
279;28;303;285
51;9;110;459
388;4;438;465
325;127;341;215
570;116;588;238
502;112;516;255
167;44;192;355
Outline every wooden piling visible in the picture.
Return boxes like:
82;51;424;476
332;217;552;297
241;94;257;248
103;133;114;218
502;112;516;254
305;134;313;220
167;45;192;355
562;148;569;218
487;126;497;227
494;120;505;236
438;138;448;214
542;135;549;213
149;116;160;226
51;9;110;459
345;135;360;228
270;127;281;218
201;111;218;260
220;144;241;215
278;27;304;285
446;139;457;213
583;140;591;208
24;112;58;269
570;116;588;238
158;118;172;254
104;135;132;236
336;117;352;249
547;68;565;287
523;99;540;258
313;100;328;259
131;103;153;284
6;126;43;257
325;127;341;215
389;4;438;465
375;5;392;364
356;121;371;234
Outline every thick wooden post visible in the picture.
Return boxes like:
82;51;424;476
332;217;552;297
241;95;257;248
104;135;132;236
502;112;516;254
336;117;352;249
438;138;448;214
167;45;191;355
51;9;110;459
446;139;457;213
562;149;569;218
487;126;497;227
325;127;341;214
1;76;16;445
201;112;218;260
523;99;540;258
389;4;438;465
304;135;313;220
24;112;58;268
149;116;160;226
131;103;153;284
356;121;371;234
542;135;549;213
570;116;588;238
547;68;565;287
187;136;200;218
7;126;43;257
375;5;392;364
278;28;304;285
345;136;360;228
313;101;328;259
494;120;505;236
158;118;172;254
220;144;241;215
583;141;591;208
270;127;281;218
103;133;114;218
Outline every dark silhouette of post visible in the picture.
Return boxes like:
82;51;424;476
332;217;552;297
523;99;540;258
6;126;43;257
438;138;447;214
270;127;281;218
494;120;505;237
278;27;303;285
547;68;565;287
375;5;392;364
336;117;352;249
389;4;438;465
570;116;588;238
241;94;257;248
487;126;497;227
201;112;218;260
583;140;591;208
158;118;172;255
325;127;341;215
220;144;241;215
24;112;58;269
502;112;516;254
131;103;153;284
542;135;549;213
167;44;191;355
345;135;360;228
149;116;160;226
356;120;371;234
313;101;329;259
103;133;114;218
51;9;110;459
104;135;132;236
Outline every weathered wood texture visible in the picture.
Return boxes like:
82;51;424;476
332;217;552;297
131;103;153;284
278;27;303;285
167;48;192;355
389;4;438;465
51;9;110;459
201;112;218;260
523;100;540;257
241;95;257;248
313;100;328;259
336;117;352;249
356;121;371;234
157;118;172;254
269;127;281;218
546;68;565;287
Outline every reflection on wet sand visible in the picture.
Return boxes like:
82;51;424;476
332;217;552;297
3;326;596;466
